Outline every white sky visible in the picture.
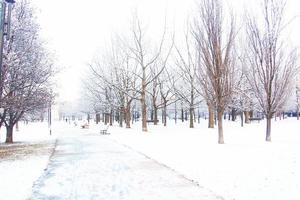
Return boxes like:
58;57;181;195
30;0;300;103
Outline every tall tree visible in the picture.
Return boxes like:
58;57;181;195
246;0;298;141
127;15;172;131
193;0;236;144
1;0;54;143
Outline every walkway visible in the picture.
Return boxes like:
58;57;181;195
29;129;220;200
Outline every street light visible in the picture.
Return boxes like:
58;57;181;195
0;0;15;115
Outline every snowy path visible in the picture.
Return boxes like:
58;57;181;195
29;129;220;200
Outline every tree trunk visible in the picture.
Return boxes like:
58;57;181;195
297;108;299;120
185;111;188;121
163;101;167;126
119;107;124;127
109;110;113;126
240;112;244;127
208;104;214;128
279;113;282;120
150;109;154;120
214;111;217;125
125;103;131;128
244;111;250;124
217;111;224;144
231;108;236;121
87;113;90;124
198;108;200;124
249;110;253;118
96;114;100;124
141;66;148;132
174;101;177;124
181;108;184;122
189;106;194;128
40;112;44;122
266;117;271;142
154;106;158;125
141;98;147;132
132;112;134;124
5;125;13;143
104;113;108;125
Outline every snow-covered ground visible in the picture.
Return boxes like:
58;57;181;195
1;119;300;200
100;118;300;200
0;122;60;200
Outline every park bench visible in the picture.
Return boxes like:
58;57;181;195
146;120;159;123
81;123;89;129
100;125;110;135
249;117;262;122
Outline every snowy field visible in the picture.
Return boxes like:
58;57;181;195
0;122;59;200
98;118;300;200
0;119;299;200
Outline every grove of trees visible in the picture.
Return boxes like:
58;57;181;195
84;0;299;144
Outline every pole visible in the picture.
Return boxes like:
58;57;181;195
0;1;6;106
6;2;11;39
175;99;177;124
0;0;14;112
48;104;52;135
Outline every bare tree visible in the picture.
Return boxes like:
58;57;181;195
174;30;202;128
193;0;236;144
148;64;161;125
158;68;177;126
112;55;139;128
86;37;140;128
127;15;172;131
246;0;298;141
1;0;54;143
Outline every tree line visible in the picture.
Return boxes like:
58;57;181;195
85;0;298;144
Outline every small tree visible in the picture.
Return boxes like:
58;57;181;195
158;69;177;126
174;31;201;128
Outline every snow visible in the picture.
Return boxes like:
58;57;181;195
1;119;300;200
0;122;58;200
30;129;218;200
106;118;300;200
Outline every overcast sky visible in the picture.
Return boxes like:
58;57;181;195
31;0;300;103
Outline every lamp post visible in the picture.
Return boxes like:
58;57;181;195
0;0;15;70
48;104;52;135
0;0;15;116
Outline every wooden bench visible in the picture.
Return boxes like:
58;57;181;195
146;120;159;123
249;117;262;122
81;124;89;129
100;125;110;135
